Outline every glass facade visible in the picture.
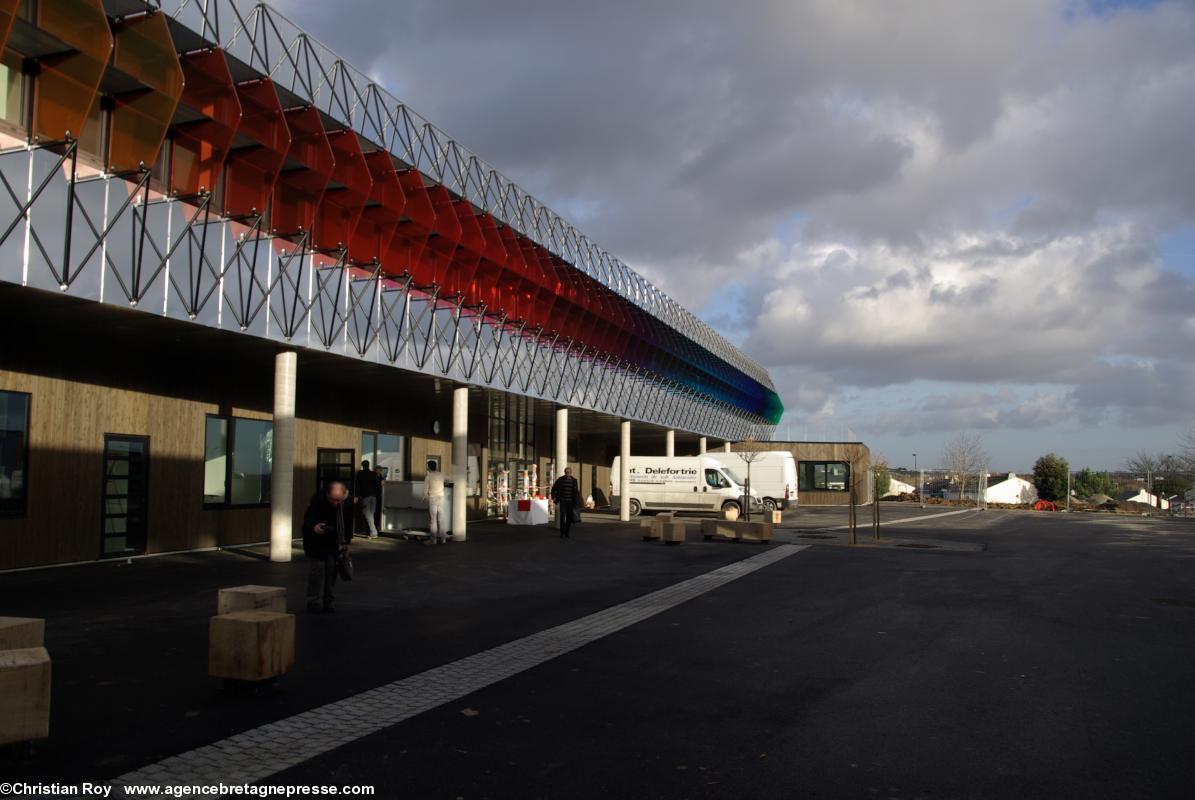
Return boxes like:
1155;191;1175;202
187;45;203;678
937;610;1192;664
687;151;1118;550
485;393;536;517
0;390;29;516
204;414;272;506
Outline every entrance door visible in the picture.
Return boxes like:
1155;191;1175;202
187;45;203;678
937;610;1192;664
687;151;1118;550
316;448;355;494
101;434;149;558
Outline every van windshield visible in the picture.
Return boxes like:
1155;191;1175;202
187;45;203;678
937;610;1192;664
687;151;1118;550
719;467;743;486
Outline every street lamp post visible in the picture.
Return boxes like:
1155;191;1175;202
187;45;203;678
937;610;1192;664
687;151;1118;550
914;453;923;508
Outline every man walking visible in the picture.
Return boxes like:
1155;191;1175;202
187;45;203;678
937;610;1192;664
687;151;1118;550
354;459;380;538
551;466;580;539
423;459;447;545
303;480;354;613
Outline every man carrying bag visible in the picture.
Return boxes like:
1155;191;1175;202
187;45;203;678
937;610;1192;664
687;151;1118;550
551;466;580;539
303;480;355;613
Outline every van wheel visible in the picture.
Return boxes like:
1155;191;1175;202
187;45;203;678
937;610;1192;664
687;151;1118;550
721;501;740;515
762;498;777;514
629;499;642;517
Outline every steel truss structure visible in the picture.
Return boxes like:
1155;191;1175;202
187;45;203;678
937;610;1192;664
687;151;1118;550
0;0;780;440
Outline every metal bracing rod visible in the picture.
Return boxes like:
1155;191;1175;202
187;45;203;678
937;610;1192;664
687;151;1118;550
444;293;465;372
463;304;488;379
263;232;314;338
221;215;266;328
346;262;383;355
415;286;440;369
0;140;76;254
66;167;154;291
311;248;350;347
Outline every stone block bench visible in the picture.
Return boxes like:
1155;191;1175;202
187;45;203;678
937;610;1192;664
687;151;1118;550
0;646;51;746
208;610;295;683
659;521;687;545
700;519;773;544
641;512;675;541
217;585;287;615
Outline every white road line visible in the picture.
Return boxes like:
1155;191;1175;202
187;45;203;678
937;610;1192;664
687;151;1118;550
791;508;978;532
111;544;808;796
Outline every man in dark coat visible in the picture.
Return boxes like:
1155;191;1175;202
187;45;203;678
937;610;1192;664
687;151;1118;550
354;459;380;538
303;480;354;612
551;466;580;539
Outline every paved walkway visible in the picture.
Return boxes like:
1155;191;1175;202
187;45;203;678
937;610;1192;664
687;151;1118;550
110;545;806;795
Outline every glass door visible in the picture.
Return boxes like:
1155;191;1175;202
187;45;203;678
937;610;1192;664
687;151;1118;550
101;435;149;558
316;448;355;494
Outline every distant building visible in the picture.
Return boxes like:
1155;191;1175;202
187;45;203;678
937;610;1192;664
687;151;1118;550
983;473;1038;505
1118;489;1169;510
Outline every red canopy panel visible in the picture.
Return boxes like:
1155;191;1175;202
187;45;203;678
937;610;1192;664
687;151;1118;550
171;49;241;199
0;0;18;55
348;150;404;266
108;11;183;174
224;79;289;218
272;105;334;239
314;128;372;251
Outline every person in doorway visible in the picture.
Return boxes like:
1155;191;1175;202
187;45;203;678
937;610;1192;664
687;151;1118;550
303;481;354;613
423;460;447;545
373;464;386;532
354;459;380;539
551;466;580;539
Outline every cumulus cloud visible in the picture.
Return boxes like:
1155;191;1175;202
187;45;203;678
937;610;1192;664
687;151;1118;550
273;0;1195;464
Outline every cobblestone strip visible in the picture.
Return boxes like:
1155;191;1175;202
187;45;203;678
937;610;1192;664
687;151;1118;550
111;544;806;796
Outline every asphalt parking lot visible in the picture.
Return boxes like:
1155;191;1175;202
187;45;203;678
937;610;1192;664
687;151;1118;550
4;509;1195;799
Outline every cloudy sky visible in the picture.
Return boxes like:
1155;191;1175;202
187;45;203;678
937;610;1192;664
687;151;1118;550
276;0;1195;471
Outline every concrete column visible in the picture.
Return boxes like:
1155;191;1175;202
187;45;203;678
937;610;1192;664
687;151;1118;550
619;420;631;521
698;436;707;455
723;442;731;453
269;351;297;562
555;406;568;480
451;386;468;541
665;429;675;457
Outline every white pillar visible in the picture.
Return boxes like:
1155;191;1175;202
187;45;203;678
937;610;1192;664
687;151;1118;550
451;386;468;541
699;436;707;455
555;407;568;479
723;442;731;453
269;351;297;562
665;429;675;457
619;420;631;521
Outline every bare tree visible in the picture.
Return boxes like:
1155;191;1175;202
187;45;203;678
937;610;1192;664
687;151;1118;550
737;441;764;522
1181;428;1195;475
940;433;988;503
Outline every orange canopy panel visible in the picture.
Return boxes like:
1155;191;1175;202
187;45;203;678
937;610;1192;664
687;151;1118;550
313;129;372;251
348;151;404;266
108;12;183;174
271;106;334;238
31;0;112;143
0;0;18;54
225;79;290;218
172;49;241;198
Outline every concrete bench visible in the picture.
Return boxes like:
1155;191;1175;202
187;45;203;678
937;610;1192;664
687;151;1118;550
0;617;45;649
0;646;51;745
659;521;686;545
700;519;773;544
208;611;295;683
217;585;287;616
641;512;674;540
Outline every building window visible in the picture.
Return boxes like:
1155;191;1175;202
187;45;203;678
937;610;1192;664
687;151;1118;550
0;391;30;517
203;414;272;507
799;461;850;492
361;431;405;481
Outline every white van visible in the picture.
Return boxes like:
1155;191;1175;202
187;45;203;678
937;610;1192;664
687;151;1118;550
705;451;798;513
610;455;761;517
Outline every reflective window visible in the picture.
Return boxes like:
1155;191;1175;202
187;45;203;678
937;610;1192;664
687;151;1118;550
799;461;850;492
704;469;730;489
204;414;272;506
0;391;30;517
361;431;404;481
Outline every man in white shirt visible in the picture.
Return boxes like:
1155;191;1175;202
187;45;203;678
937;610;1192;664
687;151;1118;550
422;460;447;544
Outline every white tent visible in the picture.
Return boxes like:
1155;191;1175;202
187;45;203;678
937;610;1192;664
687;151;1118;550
883;476;916;497
983;473;1038;505
1120;489;1169;509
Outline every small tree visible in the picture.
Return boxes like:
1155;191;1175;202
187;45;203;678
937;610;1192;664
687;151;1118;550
941;432;988;503
1073;468;1116;498
737;446;764;522
1033;453;1069;502
873;454;891;498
